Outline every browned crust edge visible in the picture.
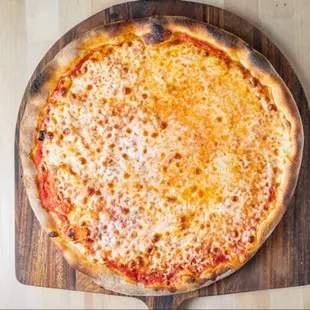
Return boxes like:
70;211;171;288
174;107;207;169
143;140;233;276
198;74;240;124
19;16;304;296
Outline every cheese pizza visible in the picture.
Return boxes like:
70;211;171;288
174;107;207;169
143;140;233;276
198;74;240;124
20;17;303;295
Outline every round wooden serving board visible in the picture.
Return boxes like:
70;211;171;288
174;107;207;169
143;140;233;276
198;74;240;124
15;1;310;309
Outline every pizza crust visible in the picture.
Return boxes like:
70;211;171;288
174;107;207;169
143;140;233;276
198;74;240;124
19;16;304;296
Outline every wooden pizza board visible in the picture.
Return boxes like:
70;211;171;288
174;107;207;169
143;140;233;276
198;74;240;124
15;1;310;309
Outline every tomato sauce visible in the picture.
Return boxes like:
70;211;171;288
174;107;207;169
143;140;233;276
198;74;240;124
32;53;96;224
33;140;69;224
177;33;227;57
105;260;168;285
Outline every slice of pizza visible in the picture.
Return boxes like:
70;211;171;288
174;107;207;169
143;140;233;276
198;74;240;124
20;17;303;295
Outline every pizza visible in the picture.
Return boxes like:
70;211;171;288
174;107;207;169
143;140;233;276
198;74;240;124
20;17;303;295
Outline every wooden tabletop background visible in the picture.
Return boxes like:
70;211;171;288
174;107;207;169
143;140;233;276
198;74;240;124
1;0;310;308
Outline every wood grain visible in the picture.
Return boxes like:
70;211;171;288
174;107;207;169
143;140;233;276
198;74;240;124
11;0;310;309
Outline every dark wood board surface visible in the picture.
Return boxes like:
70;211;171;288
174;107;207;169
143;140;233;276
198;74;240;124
15;1;310;309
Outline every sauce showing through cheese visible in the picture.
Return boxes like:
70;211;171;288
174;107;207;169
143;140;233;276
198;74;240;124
33;34;292;288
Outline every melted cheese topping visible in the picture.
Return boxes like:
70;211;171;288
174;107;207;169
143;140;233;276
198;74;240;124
35;35;292;287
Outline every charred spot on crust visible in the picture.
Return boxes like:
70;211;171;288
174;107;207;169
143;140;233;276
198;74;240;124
187;277;196;283
30;78;42;95
144;20;171;44
206;25;240;49
249;50;273;74
48;231;58;238
30;65;53;96
144;21;164;44
210;273;217;282
38;130;46;141
67;228;76;240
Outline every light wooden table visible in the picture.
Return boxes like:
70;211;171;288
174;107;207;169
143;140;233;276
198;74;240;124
1;0;310;308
